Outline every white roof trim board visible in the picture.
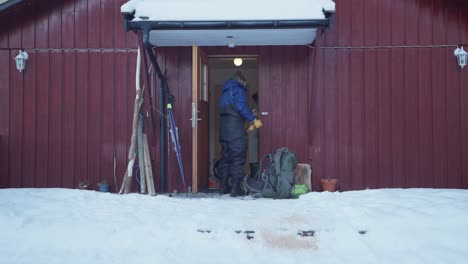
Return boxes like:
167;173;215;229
150;29;318;47
121;0;335;47
121;0;335;21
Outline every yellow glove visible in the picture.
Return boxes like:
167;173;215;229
247;119;263;132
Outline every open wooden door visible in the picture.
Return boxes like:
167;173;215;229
192;46;210;192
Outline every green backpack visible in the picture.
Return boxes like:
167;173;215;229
243;147;297;199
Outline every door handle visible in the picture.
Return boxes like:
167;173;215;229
191;103;196;128
190;103;202;127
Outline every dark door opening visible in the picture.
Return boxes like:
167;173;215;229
208;56;259;190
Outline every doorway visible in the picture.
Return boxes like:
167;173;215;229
208;56;259;189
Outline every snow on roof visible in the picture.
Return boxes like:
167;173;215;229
121;0;335;22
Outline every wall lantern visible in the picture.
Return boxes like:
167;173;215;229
454;46;468;69
14;50;28;72
233;58;243;67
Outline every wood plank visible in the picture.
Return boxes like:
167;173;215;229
48;52;63;187
364;0;378;46
419;0;433;46
75;52;89;187
114;52;128;193
337;49;351;190
178;47;192;191
405;0;419;46
8;9;22;48
192;46;198;193
62;0;75;48
62;52;76;188
404;48;420;188
258;46;272;164
337;0;351;46
0;51;10;187
462;8;468;45
35;0;49;49
87;52;102;188
351;0;364;46
309;45;325;191
377;49;392;188
21;0;36;49
114;0;127;48
377;0;392;46
35;52;50;188
48;0;62;49
390;49;405;188
445;47;462;188
166;48;180;192
269;47;284;151
75;0;88;48
88;0;101;48
101;0;114;48
290;46;308;161
323;49;338;182
155;48;167;192
461;48;468;189
126;50;137;192
446;2;460;44
432;0;447;45
21;51;36;187
143;134;155;195
137;101;146;194
296;47;309;162
0;9;9;48
126;30;138;49
101;52;115;189
9;49;23;187
418;48;434;188
283;47;296;155
350;50;365;190
431;47;448;188
391;0;405;46
364;49;379;188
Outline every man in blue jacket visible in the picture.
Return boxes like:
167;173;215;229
218;71;262;197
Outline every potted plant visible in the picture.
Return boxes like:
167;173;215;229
97;180;110;192
320;177;338;192
78;180;91;190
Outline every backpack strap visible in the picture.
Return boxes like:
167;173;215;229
274;148;288;175
257;153;271;180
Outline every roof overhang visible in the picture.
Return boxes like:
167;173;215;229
0;0;23;12
121;0;336;47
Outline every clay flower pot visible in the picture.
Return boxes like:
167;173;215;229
320;178;338;192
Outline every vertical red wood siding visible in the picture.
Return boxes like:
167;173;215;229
1;0;467;191
0;51;9;187
0;0;139;191
317;0;468;190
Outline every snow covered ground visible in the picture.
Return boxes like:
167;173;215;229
0;188;467;264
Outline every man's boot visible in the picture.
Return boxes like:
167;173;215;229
219;178;231;194
230;180;245;197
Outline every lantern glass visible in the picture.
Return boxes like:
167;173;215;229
14;50;28;72
458;52;468;68
455;46;468;69
16;58;25;72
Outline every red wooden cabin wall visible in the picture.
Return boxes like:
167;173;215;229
0;0;139;191
311;0;468;190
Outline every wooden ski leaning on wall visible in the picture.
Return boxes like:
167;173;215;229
119;47;156;195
